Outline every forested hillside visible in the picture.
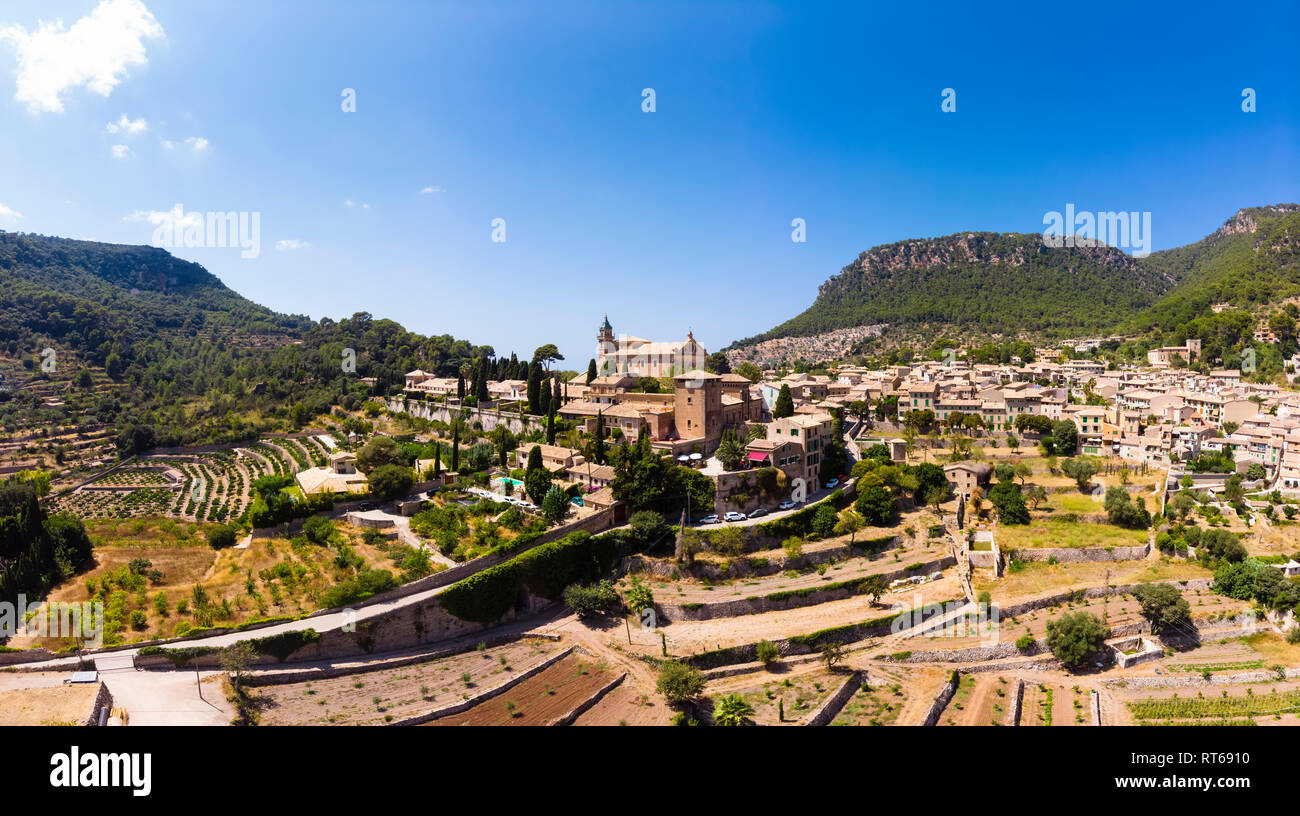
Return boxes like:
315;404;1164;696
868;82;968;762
732;232;1174;348
0;232;492;448
730;205;1300;361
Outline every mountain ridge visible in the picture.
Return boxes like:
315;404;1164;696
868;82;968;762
729;204;1300;357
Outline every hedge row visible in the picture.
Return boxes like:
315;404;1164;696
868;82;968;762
764;574;886;604
848;535;895;553
439;530;625;624
247;628;321;662
137;645;222;667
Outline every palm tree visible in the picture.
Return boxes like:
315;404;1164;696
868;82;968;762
712;693;754;726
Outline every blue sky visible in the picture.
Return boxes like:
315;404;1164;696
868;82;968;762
1;0;1297;366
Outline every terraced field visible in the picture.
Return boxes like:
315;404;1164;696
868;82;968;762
1020;682;1091;726
48;435;340;523
256;638;564;725
830;665;915;726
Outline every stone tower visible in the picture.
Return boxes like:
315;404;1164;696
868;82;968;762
597;315;615;375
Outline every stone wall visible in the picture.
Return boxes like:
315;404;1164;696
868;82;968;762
997;578;1213;621
1006;678;1025;726
922;671;960;726
891;639;1041;664
627;542;855;582
390;646;575;725
658;556;956;622
1110;636;1163;668
0;648;57;666
805;670;863;726
386;397;546;436
136;595;553;669
86;682;113;726
1012;541;1152;563
1101;665;1300;690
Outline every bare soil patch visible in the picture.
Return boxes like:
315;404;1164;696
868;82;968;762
429;654;619;726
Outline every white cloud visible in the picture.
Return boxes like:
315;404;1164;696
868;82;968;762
420;185;444;194
106;113;146;134
344;199;370;209
0;203;23;219
1;0;165;114
160;135;207;151
110;143;131;159
275;239;310;251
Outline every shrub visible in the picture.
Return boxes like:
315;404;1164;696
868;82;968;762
207;524;239;549
782;536;804;560
623;576;654;616
756;639;780;666
656;660;704;705
301;516;335;545
562;580;620;616
629;510;670;548
1015;633;1036;651
810;503;839;539
712;693;755;726
1045;611;1109;668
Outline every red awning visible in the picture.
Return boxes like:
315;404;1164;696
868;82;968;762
747;451;769;462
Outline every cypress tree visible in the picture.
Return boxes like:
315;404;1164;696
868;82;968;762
552;377;562;409
538;376;551;417
456;369;466;401
594;411;607;465
451;423;460;471
546;412;556;445
586;358;597;384
432;441;441;477
773;384;795;419
527;362;541;413
476;356;489;403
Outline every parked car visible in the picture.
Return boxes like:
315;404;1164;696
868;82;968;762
778;500;797;511
359;502;376;511
698;514;719;524
824;478;840;490
746;507;768;519
724;511;747;522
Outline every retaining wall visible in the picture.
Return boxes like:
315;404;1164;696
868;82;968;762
390;646;575;725
1006;678;1025;726
658;556;956;622
1011;541;1152;563
922;671;960;726
805;670;863;726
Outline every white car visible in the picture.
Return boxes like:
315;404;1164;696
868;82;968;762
698;514;719;524
778;500;797;511
724;511;747;522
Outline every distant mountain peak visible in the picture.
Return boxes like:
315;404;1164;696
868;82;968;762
1217;203;1300;237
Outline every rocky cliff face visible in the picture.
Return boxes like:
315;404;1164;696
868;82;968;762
1215;204;1300;238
